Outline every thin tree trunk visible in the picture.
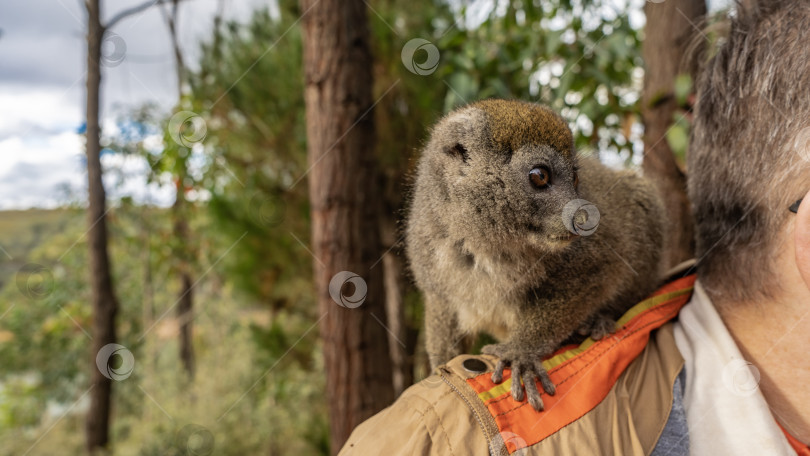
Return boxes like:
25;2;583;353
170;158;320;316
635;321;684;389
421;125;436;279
163;0;185;89
141;203;154;424
175;269;195;377
381;220;414;396
641;0;706;269
300;0;395;451
84;0;118;452
142;208;154;346
173;191;195;378
83;1;163;451
163;0;195;379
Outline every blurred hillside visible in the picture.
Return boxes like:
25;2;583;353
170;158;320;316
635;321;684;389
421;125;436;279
0;209;79;288
0;206;327;455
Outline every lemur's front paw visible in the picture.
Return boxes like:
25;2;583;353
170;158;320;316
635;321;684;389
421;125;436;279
576;313;617;341
482;343;555;411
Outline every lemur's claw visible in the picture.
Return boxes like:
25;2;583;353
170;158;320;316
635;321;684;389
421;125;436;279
482;343;555;411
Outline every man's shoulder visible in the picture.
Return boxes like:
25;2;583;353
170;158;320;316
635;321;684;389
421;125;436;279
339;354;498;455
341;273;696;455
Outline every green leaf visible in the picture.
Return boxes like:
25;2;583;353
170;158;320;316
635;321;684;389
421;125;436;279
666;122;690;159
674;73;693;106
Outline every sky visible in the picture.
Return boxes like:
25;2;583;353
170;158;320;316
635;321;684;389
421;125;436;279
0;0;730;210
0;0;267;209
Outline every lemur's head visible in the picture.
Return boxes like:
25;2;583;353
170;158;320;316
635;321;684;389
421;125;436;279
420;99;586;255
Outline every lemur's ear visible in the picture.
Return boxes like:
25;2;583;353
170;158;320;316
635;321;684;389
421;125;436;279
430;107;486;163
445;143;469;162
795;189;810;289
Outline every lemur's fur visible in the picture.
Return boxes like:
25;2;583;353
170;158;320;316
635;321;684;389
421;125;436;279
406;99;665;410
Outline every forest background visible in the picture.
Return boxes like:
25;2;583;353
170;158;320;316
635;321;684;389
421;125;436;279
0;0;723;454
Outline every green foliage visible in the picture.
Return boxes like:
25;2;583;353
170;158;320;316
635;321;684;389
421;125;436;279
673;73;692;106
0;212;91;406
0;0;652;453
189;6;312;313
0;207;326;456
667;73;693;164
0;209;79;289
666;115;690;163
436;0;643;156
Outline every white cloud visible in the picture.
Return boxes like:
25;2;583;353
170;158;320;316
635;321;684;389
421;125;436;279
0;0;267;209
0;130;177;209
0;85;83;142
0;131;84;209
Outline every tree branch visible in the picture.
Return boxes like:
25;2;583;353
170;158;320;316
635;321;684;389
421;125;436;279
105;0;162;29
105;0;193;31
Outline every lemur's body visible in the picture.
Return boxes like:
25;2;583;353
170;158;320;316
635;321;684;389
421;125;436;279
406;99;665;410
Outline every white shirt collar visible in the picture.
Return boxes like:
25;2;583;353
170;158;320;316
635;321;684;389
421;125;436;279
673;280;796;455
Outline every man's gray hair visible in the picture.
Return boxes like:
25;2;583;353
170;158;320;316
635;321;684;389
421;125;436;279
689;0;810;302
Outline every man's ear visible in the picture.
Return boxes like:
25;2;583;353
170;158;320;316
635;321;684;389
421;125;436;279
795;189;810;289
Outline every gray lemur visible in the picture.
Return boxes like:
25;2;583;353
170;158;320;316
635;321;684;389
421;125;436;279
405;99;665;411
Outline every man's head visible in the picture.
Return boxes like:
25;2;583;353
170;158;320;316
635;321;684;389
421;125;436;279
689;0;810;303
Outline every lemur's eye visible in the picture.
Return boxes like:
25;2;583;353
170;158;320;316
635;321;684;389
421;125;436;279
529;167;551;189
573;170;579;189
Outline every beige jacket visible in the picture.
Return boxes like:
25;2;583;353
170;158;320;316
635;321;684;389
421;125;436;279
340;275;695;455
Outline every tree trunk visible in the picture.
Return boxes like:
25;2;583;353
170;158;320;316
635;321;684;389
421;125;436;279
381;220;414;396
641;0;705;270
84;0;119;452
140;203;155;425
163;0;195;380
300;0;395;452
175;269;195;377
163;0;185;90
173;190;195;378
